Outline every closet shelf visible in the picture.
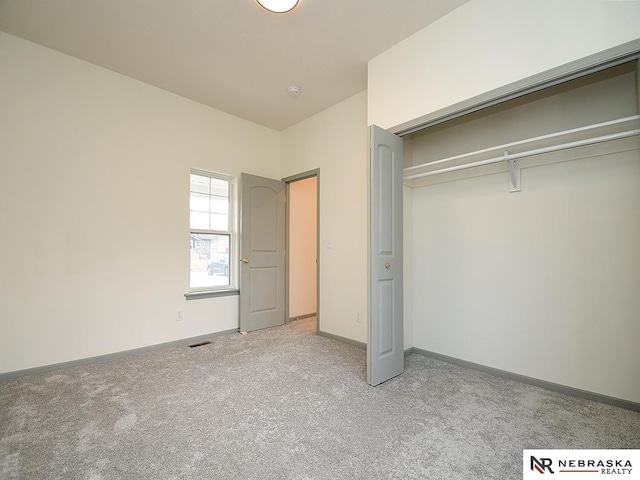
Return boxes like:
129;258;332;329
404;115;640;181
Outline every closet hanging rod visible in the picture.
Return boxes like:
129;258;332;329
403;115;640;174
404;128;640;181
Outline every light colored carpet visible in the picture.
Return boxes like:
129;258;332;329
1;318;638;479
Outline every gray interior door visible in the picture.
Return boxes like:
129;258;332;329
239;173;286;332
367;125;404;386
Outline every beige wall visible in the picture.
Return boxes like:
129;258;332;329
281;91;369;343
368;0;640;130
0;33;280;374
0;33;369;376
288;177;317;318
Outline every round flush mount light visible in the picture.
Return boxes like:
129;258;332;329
256;0;299;13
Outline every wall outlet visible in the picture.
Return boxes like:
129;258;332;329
356;311;362;323
176;309;183;322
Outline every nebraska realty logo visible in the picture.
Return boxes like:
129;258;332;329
523;450;640;479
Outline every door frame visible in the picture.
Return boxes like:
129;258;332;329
282;169;320;334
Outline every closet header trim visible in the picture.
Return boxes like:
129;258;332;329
393;39;640;137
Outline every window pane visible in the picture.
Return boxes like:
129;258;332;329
210;213;228;231
189;171;232;291
210;178;229;197
190;233;230;289
190;211;209;230
190;174;209;194
209;196;228;215
190;192;210;213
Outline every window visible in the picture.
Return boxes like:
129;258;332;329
189;170;233;291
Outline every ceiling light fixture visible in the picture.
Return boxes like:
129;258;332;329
256;0;299;13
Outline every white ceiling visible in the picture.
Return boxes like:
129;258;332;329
0;0;469;131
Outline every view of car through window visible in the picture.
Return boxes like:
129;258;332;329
207;255;229;276
190;232;230;289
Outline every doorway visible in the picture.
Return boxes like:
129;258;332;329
284;171;319;331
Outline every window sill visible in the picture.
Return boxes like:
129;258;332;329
184;289;239;300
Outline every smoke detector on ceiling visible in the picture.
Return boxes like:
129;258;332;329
288;86;300;97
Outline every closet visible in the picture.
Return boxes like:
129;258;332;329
402;61;640;404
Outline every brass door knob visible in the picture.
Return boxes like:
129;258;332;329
242;257;250;264
385;263;391;269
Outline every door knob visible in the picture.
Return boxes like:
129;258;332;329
385;263;391;269
242;257;250;264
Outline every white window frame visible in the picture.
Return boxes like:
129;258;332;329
189;168;236;293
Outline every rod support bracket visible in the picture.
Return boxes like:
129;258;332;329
505;150;521;192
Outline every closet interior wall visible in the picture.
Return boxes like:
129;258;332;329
403;62;640;404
